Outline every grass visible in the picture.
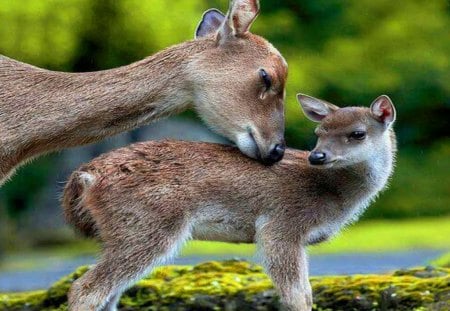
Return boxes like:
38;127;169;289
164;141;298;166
0;240;97;272
309;216;450;254
431;252;450;267
1;217;449;272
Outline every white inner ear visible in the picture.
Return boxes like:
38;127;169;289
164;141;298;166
297;94;339;122
372;100;386;116
221;0;259;38
233;9;256;33
303;99;332;117
313;105;331;116
305;110;326;122
372;105;383;117
370;96;395;124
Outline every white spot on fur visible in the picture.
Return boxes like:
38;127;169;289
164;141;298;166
79;172;95;187
255;215;269;232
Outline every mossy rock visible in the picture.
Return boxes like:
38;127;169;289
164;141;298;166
0;260;449;311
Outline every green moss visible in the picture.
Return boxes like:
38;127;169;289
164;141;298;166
310;266;450;311
0;291;46;311
1;261;449;311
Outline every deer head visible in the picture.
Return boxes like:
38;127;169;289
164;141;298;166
191;0;287;164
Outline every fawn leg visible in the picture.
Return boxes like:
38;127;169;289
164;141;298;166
100;293;120;311
257;228;312;311
68;224;190;311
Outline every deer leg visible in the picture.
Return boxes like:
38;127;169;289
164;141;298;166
257;229;312;311
68;222;190;311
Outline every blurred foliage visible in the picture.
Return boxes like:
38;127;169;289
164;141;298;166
0;156;55;218
0;0;449;221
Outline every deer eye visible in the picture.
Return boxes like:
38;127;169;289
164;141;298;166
349;131;366;140
259;69;272;90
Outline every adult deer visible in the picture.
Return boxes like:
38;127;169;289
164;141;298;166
0;0;287;185
63;94;397;310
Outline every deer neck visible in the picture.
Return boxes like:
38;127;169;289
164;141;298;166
1;38;214;177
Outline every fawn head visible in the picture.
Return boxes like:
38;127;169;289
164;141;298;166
191;0;287;164
297;94;396;168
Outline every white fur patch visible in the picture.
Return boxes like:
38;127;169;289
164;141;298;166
235;131;258;159
79;172;95;187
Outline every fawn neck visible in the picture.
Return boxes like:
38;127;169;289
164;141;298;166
304;130;396;231
0;39;213;181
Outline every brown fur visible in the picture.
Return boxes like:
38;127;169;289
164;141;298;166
0;0;287;185
62;95;397;311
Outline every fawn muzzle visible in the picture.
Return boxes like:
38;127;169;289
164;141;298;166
308;151;327;165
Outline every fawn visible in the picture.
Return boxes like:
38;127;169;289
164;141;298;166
62;94;396;311
0;0;287;185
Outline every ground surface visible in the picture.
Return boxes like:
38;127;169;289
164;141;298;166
1;217;448;291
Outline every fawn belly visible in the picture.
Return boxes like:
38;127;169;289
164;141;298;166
191;208;255;243
306;198;371;244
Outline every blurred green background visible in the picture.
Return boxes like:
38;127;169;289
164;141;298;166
0;0;449;257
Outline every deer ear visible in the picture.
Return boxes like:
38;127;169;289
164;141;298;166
195;9;226;39
218;0;260;43
297;93;339;122
370;95;396;126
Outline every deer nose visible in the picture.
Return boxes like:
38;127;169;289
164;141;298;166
263;143;285;165
309;151;326;165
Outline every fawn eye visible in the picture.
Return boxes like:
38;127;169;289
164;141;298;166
349;131;366;140
259;69;272;90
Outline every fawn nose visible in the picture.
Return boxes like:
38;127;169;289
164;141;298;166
309;151;327;165
263;143;285;165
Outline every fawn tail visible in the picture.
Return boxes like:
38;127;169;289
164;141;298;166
62;171;98;238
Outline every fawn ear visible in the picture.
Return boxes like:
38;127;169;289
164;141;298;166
195;9;226;39
370;95;396;126
297;93;339;122
217;0;260;43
